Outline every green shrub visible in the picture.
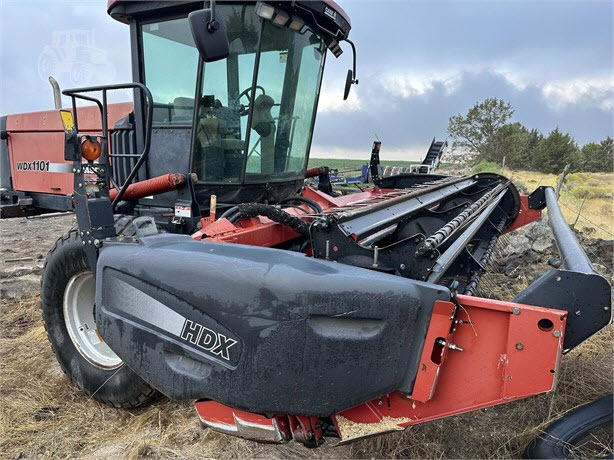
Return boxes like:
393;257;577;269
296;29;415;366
472;161;502;175
567;172;588;185
568;185;613;200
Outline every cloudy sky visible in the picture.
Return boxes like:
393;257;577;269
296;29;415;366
1;0;612;160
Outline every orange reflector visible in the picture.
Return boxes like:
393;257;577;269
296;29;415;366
81;138;101;161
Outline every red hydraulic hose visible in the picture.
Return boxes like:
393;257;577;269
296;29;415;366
109;173;196;201
306;166;328;178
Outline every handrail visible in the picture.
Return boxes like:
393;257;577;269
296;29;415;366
62;82;154;210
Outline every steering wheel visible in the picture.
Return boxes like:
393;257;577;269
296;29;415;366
236;85;266;116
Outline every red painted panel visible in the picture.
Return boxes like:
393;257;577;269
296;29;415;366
195;400;274;427
8;132;73;194
302;186;375;208
507;195;542;232
6;103;133;195
333;297;566;441
6;103;133;132
411;300;456;403
202;217;302;247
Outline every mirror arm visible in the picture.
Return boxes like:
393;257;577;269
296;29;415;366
206;0;219;32
345;38;358;84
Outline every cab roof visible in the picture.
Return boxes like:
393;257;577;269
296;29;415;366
107;0;350;28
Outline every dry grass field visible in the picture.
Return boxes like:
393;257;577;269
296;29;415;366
1;170;612;459
505;169;613;240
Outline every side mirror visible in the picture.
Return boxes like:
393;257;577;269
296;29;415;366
188;8;229;62
342;39;358;101
343;69;353;100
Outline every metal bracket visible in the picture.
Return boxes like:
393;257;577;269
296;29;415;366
132;216;159;238
528;186;547;210
172;174;201;234
368;141;381;184
514;269;611;351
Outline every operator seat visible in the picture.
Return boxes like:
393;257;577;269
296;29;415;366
251;94;276;174
193;96;243;182
193;92;277;182
172;97;194;124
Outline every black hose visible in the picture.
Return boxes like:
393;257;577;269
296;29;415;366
219;196;321;221
225;205;304;223
226;211;241;223
279;196;323;214
228;203;310;236
219;205;240;220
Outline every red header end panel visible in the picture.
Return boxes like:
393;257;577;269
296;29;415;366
333;296;567;442
6;103;132;195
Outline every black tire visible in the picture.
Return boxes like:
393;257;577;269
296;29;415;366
525;394;613;459
41;227;159;408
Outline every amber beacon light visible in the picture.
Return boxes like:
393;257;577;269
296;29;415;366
81;137;101;161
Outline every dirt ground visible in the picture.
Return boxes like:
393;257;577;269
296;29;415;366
0;213;612;459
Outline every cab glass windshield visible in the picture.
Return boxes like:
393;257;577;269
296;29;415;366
192;5;326;184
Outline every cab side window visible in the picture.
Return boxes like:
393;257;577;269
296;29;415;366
142;18;199;126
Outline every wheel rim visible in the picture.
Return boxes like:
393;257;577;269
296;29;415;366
63;271;122;369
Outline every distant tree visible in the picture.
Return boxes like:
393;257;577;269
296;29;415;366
447;98;514;164
600;136;614;170
580;137;614;172
531;127;579;174
482;122;531;168
580;142;602;172
526;128;543;159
